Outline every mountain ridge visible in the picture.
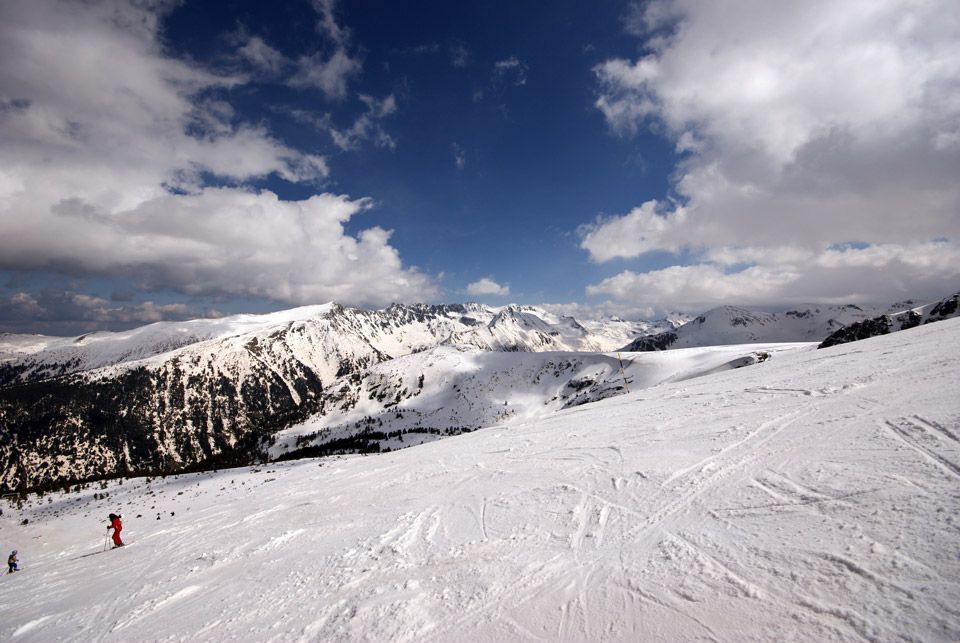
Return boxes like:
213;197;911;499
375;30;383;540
0;302;678;492
622;303;884;351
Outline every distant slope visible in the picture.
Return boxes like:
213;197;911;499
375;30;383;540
269;342;803;459
447;304;677;352
622;304;882;351
1;318;957;641
819;291;960;348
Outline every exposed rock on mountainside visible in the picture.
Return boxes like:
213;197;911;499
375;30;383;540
268;344;797;460
819;291;960;349
621;304;878;351
0;303;675;492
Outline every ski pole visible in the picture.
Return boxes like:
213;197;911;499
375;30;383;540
104;530;109;551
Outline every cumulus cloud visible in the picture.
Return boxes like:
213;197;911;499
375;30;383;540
579;200;687;262
587;0;960;307
587;241;960;310
466;278;510;297
0;1;327;197
0;0;436;316
3;189;437;306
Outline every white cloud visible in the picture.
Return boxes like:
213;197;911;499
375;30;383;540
290;0;362;101
493;56;529;87
330;94;397;151
4;188;438;307
312;0;350;47
0;0;437;311
451;142;466;170
238;36;286;75
588;0;960;307
587;264;798;309
450;42;471;68
580;200;686;262
466;278;510;297
587;241;960;310
0;1;327;202
291;49;362;100
0;288;221;334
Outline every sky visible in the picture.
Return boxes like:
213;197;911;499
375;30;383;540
0;0;958;335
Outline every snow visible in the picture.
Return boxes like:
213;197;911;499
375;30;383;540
0;304;337;378
1;318;958;641
0;302;672;387
270;342;807;457
629;303;885;350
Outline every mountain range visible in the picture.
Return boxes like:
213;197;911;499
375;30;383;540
1;293;955;492
621;304;882;351
3;313;958;640
819;291;960;348
0;303;676;491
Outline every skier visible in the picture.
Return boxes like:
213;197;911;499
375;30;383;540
7;550;17;573
107;513;124;547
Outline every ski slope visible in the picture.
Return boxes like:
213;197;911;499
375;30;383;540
1;319;958;641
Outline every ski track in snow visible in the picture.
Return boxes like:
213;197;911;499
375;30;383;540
0;319;959;641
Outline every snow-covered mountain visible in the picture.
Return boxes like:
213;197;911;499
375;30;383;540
621;303;884;351
0;304;338;385
1;318;957;640
269;342;803;460
0;303;678;491
819;291;960;348
0;303;672;387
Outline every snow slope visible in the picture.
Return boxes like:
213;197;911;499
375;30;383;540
0;304;338;382
270;342;804;458
1;319;958;641
820;291;960;348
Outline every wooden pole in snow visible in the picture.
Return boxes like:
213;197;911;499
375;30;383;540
617;352;630;393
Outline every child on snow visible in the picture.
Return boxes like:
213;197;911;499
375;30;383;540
7;550;17;573
107;513;124;547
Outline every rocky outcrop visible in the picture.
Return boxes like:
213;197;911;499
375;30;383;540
818;292;960;349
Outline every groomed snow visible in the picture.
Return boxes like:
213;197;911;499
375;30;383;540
1;319;958;641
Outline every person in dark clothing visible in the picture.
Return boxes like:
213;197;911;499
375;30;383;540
107;513;124;547
7;550;18;573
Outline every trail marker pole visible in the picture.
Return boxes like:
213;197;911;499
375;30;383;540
617;352;630;393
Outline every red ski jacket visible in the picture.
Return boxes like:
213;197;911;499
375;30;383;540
109;517;123;545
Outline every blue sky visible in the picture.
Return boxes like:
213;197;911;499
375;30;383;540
1;0;958;334
161;0;679;299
